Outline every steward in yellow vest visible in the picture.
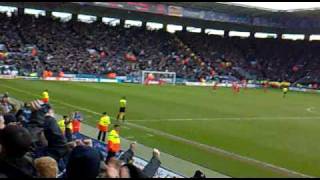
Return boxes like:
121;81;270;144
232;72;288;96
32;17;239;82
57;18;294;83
107;124;121;159
97;112;110;142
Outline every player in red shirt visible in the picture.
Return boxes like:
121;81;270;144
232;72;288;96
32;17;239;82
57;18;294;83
235;83;240;93
231;82;240;94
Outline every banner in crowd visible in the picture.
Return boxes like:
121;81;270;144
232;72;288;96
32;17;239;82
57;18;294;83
167;5;183;17
91;2;167;15
289;87;320;93
74;133;184;178
0;74;16;79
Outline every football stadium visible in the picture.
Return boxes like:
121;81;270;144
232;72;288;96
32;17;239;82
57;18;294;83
0;2;320;178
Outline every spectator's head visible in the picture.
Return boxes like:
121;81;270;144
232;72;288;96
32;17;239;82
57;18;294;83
120;163;148;178
34;156;58;178
66;145;101;178
1;94;8;103
130;142;137;152
24;102;31;108
114;124;120;133
192;170;206;178
0;125;32;157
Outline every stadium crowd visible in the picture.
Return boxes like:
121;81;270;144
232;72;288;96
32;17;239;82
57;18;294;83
1;13;320;84
0;93;175;178
176;31;320;83
0;13;202;81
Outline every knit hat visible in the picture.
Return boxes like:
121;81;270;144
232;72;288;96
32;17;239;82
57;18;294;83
66;146;101;178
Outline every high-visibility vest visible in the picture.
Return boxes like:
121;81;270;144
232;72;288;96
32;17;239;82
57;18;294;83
107;130;121;153
97;115;110;132
120;99;127;108
66;121;73;133
42;92;49;99
57;119;65;134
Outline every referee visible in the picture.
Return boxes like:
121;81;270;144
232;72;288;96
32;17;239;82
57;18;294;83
117;96;127;122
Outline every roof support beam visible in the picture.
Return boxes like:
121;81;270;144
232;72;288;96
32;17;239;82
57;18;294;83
18;7;23;16
250;31;255;39
224;30;229;38
305;34;310;41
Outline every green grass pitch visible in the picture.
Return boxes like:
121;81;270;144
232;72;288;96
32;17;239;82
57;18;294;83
0;79;320;177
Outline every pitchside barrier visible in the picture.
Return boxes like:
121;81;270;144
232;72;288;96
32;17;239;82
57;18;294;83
2;74;320;94
73;133;185;178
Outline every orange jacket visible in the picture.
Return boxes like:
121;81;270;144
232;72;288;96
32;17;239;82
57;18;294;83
72;120;81;133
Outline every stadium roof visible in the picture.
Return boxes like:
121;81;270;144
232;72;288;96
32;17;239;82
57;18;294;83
161;2;320;19
2;2;320;34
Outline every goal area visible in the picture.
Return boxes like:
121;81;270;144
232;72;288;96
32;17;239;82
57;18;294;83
141;71;176;85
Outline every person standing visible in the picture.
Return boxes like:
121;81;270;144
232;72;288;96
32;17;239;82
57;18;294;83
107;125;121;160
41;89;49;104
65;116;73;142
117;97;127;122
57;116;67;135
97;112;111;142
71;111;82;137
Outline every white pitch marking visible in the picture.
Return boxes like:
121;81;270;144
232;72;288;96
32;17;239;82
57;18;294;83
125;136;135;139
146;133;154;137
128;116;320;122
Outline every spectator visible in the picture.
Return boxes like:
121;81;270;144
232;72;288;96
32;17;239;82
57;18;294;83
0;125;37;178
0;94;17;115
65;116;73;142
34;156;58;178
142;148;161;178
107;124;121;161
192;170;206;178
42;104;68;164
120;163;148;178
15;102;32;127
119;142;136;164
66;145;101;178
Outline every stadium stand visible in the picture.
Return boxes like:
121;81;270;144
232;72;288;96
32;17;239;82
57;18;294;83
176;31;320;83
0;13;202;81
1;12;320;85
